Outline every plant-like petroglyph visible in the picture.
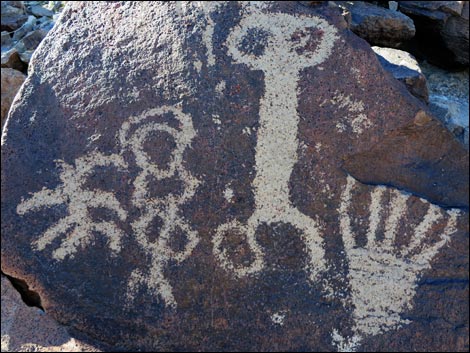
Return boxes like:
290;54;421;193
120;106;200;308
332;175;461;351
213;7;338;281
16;152;128;260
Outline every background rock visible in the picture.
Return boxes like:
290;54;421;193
421;61;469;146
399;1;469;68
338;1;415;47
373;46;428;102
1;67;25;127
1;1;65;73
1;275;99;352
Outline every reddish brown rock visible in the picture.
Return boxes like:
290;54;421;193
1;2;468;352
1;67;25;127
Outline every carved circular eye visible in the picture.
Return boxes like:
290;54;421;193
291;27;324;58
237;27;272;58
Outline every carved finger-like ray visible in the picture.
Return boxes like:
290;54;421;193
52;224;91;260
382;190;410;250
92;221;125;254
339;175;357;252
401;202;442;257
16;188;64;214
33;216;75;251
366;186;385;249
88;191;128;221
411;209;460;268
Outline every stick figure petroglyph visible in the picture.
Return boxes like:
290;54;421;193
17;105;201;309
120;106;201;308
213;8;339;281
17;152;128;260
332;175;461;351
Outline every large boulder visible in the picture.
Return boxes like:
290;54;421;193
338;1;415;47
1;2;468;351
399;1;469;68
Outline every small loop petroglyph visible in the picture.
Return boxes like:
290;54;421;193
213;7;338;282
333;175;461;351
120;106;201;308
16;152;128;260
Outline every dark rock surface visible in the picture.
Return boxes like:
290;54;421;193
338;1;415;47
373;46;428;102
399;1;469;68
1;2;468;351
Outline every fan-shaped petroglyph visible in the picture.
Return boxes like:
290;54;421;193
213;8;338;281
120;106;200;308
332;175;461;351
16;152;128;260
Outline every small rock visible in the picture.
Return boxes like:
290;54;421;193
388;1;398;11
1;31;12;47
12;15;36;41
1;13;28;32
338;1;415;47
28;4;54;18
17;29;47;51
373;46;428;102
18;49;33;63
1;47;26;71
1;67;26;127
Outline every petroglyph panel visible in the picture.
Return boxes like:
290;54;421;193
1;1;468;351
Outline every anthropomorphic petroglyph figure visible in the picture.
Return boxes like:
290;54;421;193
213;7;339;281
17;152;128;260
120;106;200;308
332;176;461;351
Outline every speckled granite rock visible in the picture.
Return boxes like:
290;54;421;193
1;1;468;351
1;275;99;352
